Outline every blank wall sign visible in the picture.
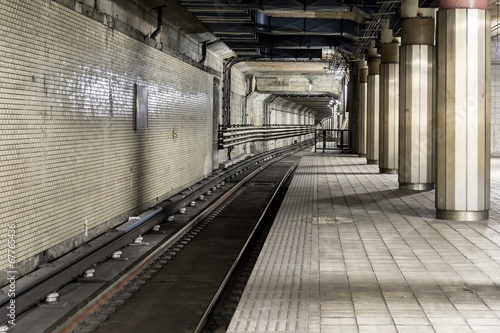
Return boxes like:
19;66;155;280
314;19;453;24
135;85;148;130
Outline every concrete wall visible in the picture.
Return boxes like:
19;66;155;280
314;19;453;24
245;92;271;154
0;0;215;278
226;68;248;159
224;92;315;156
61;0;220;73
255;75;341;96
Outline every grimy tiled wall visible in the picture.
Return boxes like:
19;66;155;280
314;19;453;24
0;0;214;272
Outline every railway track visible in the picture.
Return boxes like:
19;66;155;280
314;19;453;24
7;143;309;333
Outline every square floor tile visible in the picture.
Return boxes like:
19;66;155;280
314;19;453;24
433;326;474;333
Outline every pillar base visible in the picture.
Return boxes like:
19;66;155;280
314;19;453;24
399;183;435;191
436;209;489;221
359;154;367;157
367;160;378;165
380;168;398;174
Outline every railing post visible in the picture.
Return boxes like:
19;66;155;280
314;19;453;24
314;129;317;152
341;130;344;153
349;130;352;152
323;129;326;153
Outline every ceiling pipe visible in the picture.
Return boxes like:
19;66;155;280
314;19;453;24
264;95;279;126
222;57;245;128
199;41;208;64
150;6;165;39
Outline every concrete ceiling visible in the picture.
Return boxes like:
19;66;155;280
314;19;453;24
137;0;498;122
135;0;392;121
282;95;336;121
138;0;399;61
233;60;329;75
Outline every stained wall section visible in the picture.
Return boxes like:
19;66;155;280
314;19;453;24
0;0;214;272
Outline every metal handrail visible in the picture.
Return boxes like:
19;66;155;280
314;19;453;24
314;129;352;153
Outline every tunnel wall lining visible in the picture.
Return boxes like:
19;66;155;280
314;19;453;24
0;0;214;275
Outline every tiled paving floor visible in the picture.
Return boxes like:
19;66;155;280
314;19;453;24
227;152;500;333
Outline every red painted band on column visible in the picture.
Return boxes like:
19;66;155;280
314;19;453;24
439;0;488;9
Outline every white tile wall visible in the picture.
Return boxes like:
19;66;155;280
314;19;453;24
0;0;214;267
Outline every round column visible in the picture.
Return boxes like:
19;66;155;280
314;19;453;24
358;62;368;157
366;41;381;165
379;39;400;174
399;11;436;190
435;0;490;221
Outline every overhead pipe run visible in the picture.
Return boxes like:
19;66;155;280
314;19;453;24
222;57;244;128
264;95;279;126
199;41;208;64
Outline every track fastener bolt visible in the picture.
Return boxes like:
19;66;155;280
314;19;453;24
189;201;196;207
112;251;123;259
199;195;205;201
45;292;59;303
134;236;144;244
84;269;95;278
152;225;161;232
179;207;187;214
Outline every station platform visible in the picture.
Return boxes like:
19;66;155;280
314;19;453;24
227;151;500;333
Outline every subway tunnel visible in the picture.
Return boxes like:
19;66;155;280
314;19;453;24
2;0;500;332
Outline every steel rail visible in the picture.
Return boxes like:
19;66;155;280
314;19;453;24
54;148;301;333
0;142;311;325
194;157;301;333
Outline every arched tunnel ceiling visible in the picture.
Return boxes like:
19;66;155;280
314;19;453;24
281;95;335;122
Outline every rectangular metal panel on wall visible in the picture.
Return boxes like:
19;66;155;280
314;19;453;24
135;85;148;130
0;0;214;265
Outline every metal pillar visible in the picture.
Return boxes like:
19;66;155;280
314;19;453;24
366;41;381;165
399;0;436;190
358;61;368;157
435;0;490;221
379;21;400;174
